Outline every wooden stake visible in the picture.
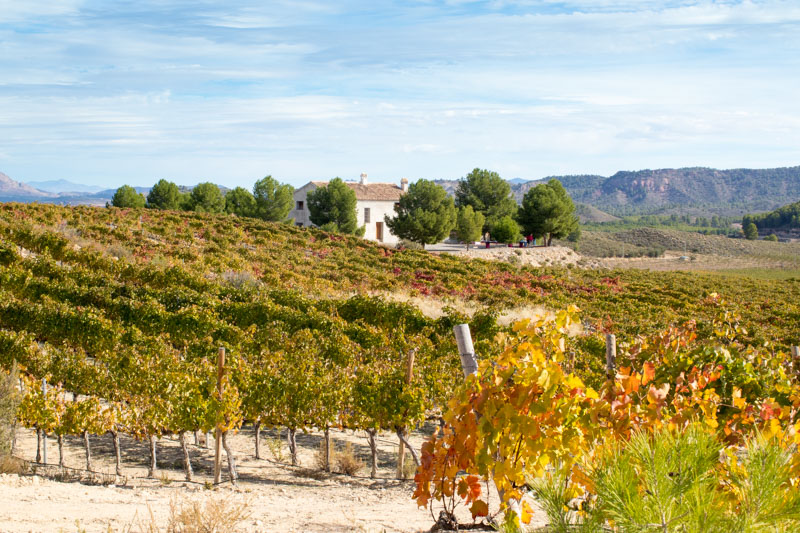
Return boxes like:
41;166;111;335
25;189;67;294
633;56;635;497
454;324;478;378
254;421;262;460
324;427;331;473
213;347;225;485
41;378;47;464
397;350;416;479
606;334;617;379
83;430;92;471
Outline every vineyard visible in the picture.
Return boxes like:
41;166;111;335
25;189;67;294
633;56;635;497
1;202;800;530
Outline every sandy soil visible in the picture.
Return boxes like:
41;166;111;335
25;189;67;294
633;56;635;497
4;425;546;532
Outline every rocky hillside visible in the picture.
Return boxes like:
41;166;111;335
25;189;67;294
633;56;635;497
0;172;53;199
555;167;800;216
436;166;800;217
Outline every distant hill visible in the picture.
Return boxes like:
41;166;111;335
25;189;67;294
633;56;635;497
0;172;234;206
0;172;55;200
528;167;800;216
575;203;620;223
25;179;105;194
435;166;800;217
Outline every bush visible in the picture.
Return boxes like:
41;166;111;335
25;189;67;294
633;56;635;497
0;454;24;475
265;436;286;463
111;185;146;208
396;239;424;251
334;442;363;476
531;423;800;533
491;215;521;244
135;495;251;533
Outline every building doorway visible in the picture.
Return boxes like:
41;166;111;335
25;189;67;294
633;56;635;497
376;221;384;242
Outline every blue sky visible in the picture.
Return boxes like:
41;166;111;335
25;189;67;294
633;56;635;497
1;1;799;189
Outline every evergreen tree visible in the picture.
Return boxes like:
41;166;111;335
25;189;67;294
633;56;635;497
491;215;521;244
252;175;294;222
225;187;257;217
385;179;456;249
455;205;485;249
517;179;579;246
146;179;182;210
454;168;517;233
744;222;759;240
111;185;145;208
307;178;362;235
189;182;225;213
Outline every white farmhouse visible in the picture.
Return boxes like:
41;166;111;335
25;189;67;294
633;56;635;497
289;173;408;245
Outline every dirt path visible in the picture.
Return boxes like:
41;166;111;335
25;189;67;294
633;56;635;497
4;425;546;532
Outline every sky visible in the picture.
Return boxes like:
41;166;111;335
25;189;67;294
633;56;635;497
1;0;800;189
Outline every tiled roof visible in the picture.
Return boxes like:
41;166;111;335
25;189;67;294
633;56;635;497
309;181;404;201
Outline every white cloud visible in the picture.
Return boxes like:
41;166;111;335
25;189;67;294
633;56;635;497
0;0;82;23
1;1;799;186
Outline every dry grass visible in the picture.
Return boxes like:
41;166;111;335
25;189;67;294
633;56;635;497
0;454;25;475
264;436;286;463
496;305;552;326
106;244;134;261
377;290;480;320
133;495;251;533
334;442;364;476
313;440;332;472
402;457;418;480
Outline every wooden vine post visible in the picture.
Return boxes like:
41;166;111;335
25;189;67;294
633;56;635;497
41;378;47;464
606;334;617;379
213;347;225;485
397;349;416;479
455;323;527;519
454;324;478;378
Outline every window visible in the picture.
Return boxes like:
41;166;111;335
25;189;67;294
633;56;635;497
364;207;371;223
296;201;304;210
296;222;303;227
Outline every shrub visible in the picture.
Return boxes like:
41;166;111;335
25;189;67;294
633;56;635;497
265;436;286;463
334;442;364;476
491;215;521;244
135;495;251;533
396;239;424;251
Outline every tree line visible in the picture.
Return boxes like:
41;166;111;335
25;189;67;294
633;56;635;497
742;200;800;240
112;169;579;248
111;177;295;223
388;169;579;248
302;170;579;248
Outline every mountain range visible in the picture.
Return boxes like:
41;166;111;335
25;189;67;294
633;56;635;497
25;179;105;194
0;172;56;198
435;166;800;217
1;174;161;206
3;166;800;217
